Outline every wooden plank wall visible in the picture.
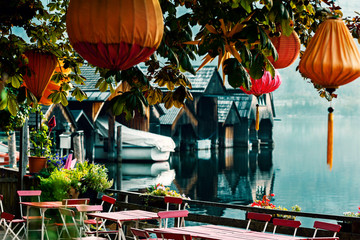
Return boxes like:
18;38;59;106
0;167;19;214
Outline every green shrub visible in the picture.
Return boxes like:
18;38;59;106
39;161;113;201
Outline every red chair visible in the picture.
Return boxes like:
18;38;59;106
164;196;187;228
17;190;42;217
307;238;339;240
154;231;192;240
17;190;50;239
312;221;341;238
157;210;189;228
62;198;90;206
245;212;272;232
272;218;301;236
131;228;159;240
164;196;183;211
58;208;106;240
83;194;117;235
1;212;26;240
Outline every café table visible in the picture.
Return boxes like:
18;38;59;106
146;224;339;240
20;201;87;240
86;209;159;240
75;205;103;235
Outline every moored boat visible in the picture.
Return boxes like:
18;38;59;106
95;117;176;161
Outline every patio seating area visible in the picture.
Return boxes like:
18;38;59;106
0;189;346;240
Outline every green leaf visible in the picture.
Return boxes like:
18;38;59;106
9;75;22;88
240;0;252;13
265;58;276;78
49;92;61;104
71;87;88;102
249;53;265;80
179;51;195;75
281;18;293;36
60;92;68;106
8;97;18;116
0;98;7;110
223;58;251;89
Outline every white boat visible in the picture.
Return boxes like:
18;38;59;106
95;117;176;161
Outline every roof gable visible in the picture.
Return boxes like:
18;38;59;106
158;103;182;125
218;100;233;123
218;94;252;118
68;65;121;102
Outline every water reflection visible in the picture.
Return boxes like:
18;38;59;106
104;116;360;228
171;147;274;206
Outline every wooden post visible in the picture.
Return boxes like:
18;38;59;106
8;131;16;167
116;126;122;190
108;114;115;162
18;119;29;190
73;130;85;162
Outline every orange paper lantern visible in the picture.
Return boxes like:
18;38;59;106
23;50;57;100
268;31;300;69
299;18;360;169
39;61;71;105
39;81;61;106
299;18;360;89
66;0;164;71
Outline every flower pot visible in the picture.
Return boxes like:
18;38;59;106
28;156;47;173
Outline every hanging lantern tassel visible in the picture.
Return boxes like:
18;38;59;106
255;104;260;131
327;107;334;170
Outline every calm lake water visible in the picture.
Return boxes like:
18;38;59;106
106;114;360;228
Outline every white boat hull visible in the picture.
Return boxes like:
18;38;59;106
95;145;171;161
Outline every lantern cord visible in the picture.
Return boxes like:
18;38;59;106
327;107;334;170
255;104;260;131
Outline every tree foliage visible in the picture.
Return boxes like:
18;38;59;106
0;0;357;130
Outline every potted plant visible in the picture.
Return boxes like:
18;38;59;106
249;193;301;220
38;161;113;202
142;183;190;209
77;161;114;204
340;210;360;233
29;122;52;173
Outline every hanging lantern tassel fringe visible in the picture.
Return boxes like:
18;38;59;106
255;104;260;131
327;107;334;170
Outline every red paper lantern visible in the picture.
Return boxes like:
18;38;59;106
23;50;57;100
268;31;300;69
240;70;281;130
66;0;164;71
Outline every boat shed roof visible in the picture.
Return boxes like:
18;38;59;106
158;103;182;125
71;109;94;128
141;65;225;95
70;65;224;102
218;94;252;118
218;100;233;123
68;65;120;102
182;66;220;93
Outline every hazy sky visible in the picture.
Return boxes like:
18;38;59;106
338;0;360;18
